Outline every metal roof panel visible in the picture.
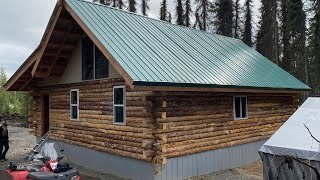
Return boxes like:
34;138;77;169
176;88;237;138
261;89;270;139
66;0;310;90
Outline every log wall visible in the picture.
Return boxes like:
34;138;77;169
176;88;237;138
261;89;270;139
31;80;299;162
33;78;157;161
151;92;299;159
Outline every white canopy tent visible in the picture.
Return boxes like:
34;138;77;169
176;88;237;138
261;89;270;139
259;97;320;180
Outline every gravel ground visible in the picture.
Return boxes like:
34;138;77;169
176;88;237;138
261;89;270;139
0;124;263;180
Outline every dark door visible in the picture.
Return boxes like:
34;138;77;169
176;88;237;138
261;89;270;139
42;94;50;135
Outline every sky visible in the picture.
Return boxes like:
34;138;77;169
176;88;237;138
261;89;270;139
0;0;260;78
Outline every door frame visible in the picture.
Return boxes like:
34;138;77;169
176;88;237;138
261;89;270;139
41;93;50;136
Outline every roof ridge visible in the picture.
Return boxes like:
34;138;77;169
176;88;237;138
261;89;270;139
74;0;241;42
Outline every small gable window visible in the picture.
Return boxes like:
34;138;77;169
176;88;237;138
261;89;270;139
234;96;247;119
82;36;109;80
70;89;79;120
113;86;126;125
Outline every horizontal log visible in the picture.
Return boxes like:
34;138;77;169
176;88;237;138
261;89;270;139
161;123;282;149
159;121;284;143
164;136;269;158
51;130;143;149
161;128;277;154
50;136;153;161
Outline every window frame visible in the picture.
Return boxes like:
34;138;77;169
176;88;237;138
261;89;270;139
82;37;109;81
233;96;248;120
70;89;79;121
113;85;126;125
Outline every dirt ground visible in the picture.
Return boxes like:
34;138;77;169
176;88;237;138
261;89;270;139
189;161;263;180
0;124;263;180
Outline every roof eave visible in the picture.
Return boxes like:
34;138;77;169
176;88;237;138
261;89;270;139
4;0;64;91
4;47;40;91
132;81;311;93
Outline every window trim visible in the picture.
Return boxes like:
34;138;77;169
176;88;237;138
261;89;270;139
113;86;126;125
70;89;79;121
233;96;248;120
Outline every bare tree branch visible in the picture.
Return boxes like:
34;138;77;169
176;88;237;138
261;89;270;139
290;156;320;180
304;123;320;143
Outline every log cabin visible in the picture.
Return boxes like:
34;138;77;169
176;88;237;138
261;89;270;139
4;0;310;179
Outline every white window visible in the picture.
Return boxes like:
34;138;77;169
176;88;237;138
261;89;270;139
70;89;79;120
234;96;248;119
113;86;126;125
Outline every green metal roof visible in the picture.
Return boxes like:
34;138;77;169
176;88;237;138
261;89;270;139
66;0;310;90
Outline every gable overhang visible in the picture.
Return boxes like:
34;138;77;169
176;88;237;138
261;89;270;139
4;0;64;91
63;1;134;87
3;47;39;91
5;0;134;91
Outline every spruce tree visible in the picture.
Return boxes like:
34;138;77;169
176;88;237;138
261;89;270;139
94;0;112;6
184;0;192;27
256;0;280;65
234;0;240;38
242;0;253;47
128;0;136;12
141;0;149;16
102;0;123;9
214;0;233;37
284;0;307;83
176;0;184;25
281;0;290;72
160;0;167;21
168;13;172;23
117;0;124;9
309;0;320;89
112;0;116;7
194;0;209;31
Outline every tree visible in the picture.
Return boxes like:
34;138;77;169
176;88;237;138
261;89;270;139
283;0;307;83
256;0;280;65
141;0;149;16
128;0;136;13
184;0;192;27
117;0;124;9
0;66;31;115
0;66;10;113
281;0;290;72
176;0;184;25
234;0;241;38
94;0;112;6
160;0;167;21
242;0;253;47
214;0;234;37
95;0;124;9
309;0;320;90
168;12;172;23
109;0;124;9
194;0;209;31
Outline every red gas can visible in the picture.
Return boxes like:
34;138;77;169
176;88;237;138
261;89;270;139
6;169;31;180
